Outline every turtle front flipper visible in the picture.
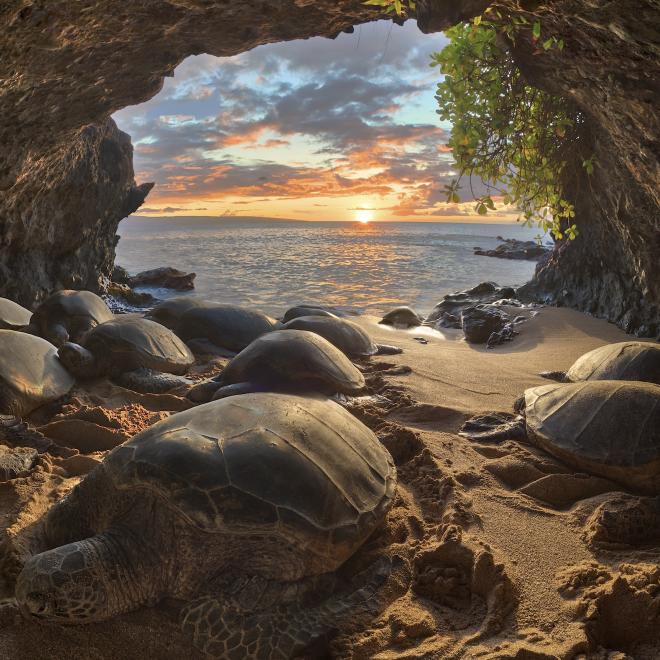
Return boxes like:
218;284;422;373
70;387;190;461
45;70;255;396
375;344;403;355
181;554;410;659
459;412;527;442
211;382;259;400
115;368;191;394
539;370;568;382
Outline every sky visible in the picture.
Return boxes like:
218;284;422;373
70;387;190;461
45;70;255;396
113;20;515;223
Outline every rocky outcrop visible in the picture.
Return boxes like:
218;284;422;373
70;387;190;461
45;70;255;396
502;1;659;337
474;238;550;261
129;267;196;291
0;0;658;334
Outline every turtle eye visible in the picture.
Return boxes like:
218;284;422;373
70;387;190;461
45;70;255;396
25;592;49;616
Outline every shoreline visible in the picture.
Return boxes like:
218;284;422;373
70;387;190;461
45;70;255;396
0;306;658;658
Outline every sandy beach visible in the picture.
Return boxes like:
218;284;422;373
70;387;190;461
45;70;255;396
0;306;658;659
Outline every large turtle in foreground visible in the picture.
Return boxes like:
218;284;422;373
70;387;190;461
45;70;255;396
29;290;113;346
58;317;194;393
188;329;366;402
540;341;660;385
460;381;660;494
0;298;32;331
282;316;401;358
16;393;403;658
176;304;279;354
0;331;74;417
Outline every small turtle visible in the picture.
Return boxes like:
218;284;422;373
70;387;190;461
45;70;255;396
145;296;211;330
176;304;278;354
282;304;339;323
282;316;401;358
379;306;423;328
0;330;74;418
0;298;32;331
29;290;113;346
540;341;660;385
189;329;365;402
58;317;194;393
16;393;404;658
460;380;660;494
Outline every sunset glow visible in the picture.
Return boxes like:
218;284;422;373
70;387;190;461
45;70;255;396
113;21;518;223
355;209;373;224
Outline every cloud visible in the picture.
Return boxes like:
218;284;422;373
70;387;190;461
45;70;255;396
114;20;485;220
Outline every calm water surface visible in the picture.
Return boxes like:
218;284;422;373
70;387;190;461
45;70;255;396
116;217;541;317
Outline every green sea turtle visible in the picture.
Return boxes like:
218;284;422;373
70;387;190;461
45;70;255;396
0;330;75;418
188;329;365;402
145;296;211;330
282;316;402;358
0;331;75;456
58;317;194;393
460;380;660;494
15;393;404;658
0;298;32;331
379;306;423;328
282;305;339;323
176;304;278;354
29;290;113;346
540;341;660;384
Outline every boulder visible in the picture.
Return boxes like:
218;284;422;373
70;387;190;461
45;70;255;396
129;267;196;291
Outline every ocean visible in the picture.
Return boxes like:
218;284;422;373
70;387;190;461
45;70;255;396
115;217;542;318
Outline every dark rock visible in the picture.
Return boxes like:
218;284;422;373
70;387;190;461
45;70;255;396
426;282;519;324
111;265;131;284
461;305;511;345
129;267;196;290
474;238;550;261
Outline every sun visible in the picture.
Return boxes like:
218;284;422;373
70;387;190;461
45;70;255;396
355;209;374;224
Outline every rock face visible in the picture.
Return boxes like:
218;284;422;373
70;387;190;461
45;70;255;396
0;0;658;335
505;0;659;337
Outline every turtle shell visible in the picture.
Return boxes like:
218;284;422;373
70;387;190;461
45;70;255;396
282;316;377;358
146;297;210;330
83;317;194;375
282;305;338;323
0;331;74;416
0;298;31;330
176;304;278;352
31;290;113;342
379;307;423;328
220;329;365;394
524;381;660;494
566;341;660;384
102;393;396;573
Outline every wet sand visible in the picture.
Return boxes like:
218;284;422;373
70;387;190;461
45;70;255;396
0;307;658;659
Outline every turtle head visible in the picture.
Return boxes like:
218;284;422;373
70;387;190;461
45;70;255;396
46;323;70;347
16;542;111;623
58;342;98;379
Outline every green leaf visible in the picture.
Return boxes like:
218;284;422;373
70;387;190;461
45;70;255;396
543;38;554;50
532;21;541;39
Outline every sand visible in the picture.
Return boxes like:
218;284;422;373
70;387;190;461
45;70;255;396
0;307;658;659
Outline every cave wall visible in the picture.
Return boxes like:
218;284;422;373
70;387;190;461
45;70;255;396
505;0;659;337
0;0;658;334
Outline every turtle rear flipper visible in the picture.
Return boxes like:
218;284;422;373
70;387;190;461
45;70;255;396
459;412;526;442
181;554;410;659
375;344;403;355
115;368;191;394
539;370;568;382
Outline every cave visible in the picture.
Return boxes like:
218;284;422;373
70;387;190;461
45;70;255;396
0;0;658;336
